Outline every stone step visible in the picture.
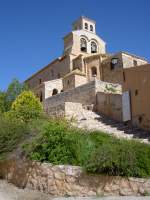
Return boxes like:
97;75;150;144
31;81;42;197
74;108;150;144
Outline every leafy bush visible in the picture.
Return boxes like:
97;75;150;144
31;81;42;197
23;119;150;178
11;91;43;122
0;114;28;159
85;137;150;178
24;119;76;164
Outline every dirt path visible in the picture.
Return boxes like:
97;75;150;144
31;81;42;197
0;180;150;200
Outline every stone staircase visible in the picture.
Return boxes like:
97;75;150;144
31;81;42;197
74;108;150;144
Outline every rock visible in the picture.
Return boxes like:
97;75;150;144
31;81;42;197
54;172;65;180
119;188;133;196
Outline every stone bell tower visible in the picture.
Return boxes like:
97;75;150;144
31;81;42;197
63;16;106;56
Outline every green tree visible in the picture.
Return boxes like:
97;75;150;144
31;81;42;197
0;91;6;113
5;79;28;111
11;91;43;122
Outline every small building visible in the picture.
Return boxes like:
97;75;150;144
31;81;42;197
63;69;87;91
123;64;150;130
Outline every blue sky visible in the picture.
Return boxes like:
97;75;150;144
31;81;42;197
0;0;150;90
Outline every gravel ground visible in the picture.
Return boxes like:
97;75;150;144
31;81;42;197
0;180;150;200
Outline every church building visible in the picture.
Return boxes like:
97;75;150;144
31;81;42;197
26;16;150;131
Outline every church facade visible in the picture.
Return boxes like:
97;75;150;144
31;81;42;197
26;16;150;130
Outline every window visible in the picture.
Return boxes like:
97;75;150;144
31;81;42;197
85;23;88;30
80;38;87;52
111;58;119;70
39;78;42;84
67;80;70;85
91;42;97;53
57;73;60;78
123;72;126;82
52;88;58;96
135;89;138;96
40;92;43;102
90;25;93;32
91;67;97;76
139;116;143;123
133;60;138;66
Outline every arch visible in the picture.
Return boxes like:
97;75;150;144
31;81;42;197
40;92;43;102
52;88;58;96
85;23;88;30
80;38;87;52
91;41;97;53
91;67;97;77
90;25;93;32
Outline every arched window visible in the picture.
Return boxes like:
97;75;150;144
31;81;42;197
91;67;97;76
40;92;43;102
91;41;97;53
85;23;88;30
90;25;93;32
52;88;58;96
80;38;87;52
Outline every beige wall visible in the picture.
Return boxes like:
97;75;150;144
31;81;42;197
72;55;84;72
101;52;147;85
44;81;97;112
85;55;102;81
63;74;75;91
122;53;147;69
96;92;122;121
44;79;63;99
75;75;87;88
63;73;87;91
26;55;71;89
123;64;150;130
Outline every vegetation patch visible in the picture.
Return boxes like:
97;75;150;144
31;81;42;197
1;79;150;178
23;118;150;178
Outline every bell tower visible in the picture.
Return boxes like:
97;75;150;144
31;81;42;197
63;16;106;56
72;16;96;34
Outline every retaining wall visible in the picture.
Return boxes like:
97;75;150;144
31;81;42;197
0;159;150;197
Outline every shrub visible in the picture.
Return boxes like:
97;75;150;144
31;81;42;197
23;119;150;178
0;114;28;159
11;91;43;122
24;119;76;164
85;138;150;178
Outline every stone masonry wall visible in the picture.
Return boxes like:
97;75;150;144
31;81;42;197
44;81;97;112
96;92;122;121
0;159;150;197
45;102;83;118
44;80;122;115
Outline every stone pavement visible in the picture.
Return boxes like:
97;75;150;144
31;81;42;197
0;180;150;200
74;109;150;144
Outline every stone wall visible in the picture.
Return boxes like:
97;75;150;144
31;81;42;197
45;102;83;118
44;79;63;99
26;55;70;89
101;52;147;85
44;80;122;116
0;159;150;197
44;81;97;112
96;92;122;121
122;53;147;69
123;64;150;131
